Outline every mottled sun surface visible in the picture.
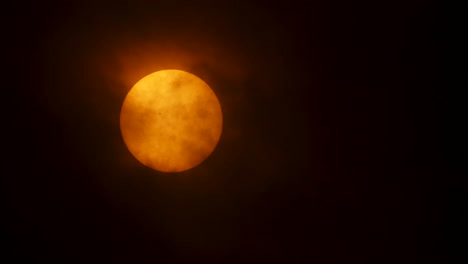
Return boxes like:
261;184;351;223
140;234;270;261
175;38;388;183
120;70;223;172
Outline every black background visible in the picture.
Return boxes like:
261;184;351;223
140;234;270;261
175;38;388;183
4;0;441;263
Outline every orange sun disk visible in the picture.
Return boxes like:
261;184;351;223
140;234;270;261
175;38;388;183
120;69;223;172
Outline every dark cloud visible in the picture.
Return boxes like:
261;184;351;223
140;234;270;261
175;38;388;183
4;0;441;263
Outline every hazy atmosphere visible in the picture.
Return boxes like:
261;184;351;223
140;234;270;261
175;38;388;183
4;1;441;263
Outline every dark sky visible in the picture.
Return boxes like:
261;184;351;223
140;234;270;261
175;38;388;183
4;1;441;263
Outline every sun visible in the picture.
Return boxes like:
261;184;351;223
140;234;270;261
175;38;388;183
120;69;223;172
